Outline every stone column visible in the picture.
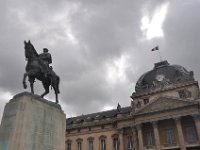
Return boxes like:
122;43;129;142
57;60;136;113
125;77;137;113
174;117;186;150
152;121;161;150
136;124;144;150
118;128;124;150
193;114;200;143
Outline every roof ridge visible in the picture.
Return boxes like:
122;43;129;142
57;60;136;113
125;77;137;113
67;106;131;120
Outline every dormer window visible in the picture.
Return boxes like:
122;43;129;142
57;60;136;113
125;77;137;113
143;98;149;105
102;116;106;119
178;89;191;98
78;128;81;133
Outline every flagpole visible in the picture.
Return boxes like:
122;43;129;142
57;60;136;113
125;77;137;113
158;50;163;61
151;46;163;62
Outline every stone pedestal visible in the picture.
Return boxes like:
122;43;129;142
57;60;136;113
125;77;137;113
0;92;66;150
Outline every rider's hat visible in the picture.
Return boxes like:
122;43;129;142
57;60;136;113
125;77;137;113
43;48;49;52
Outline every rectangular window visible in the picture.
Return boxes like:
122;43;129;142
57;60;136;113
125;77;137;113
101;139;106;150
146;131;154;146
67;143;71;150
78;142;82;150
113;138;119;150
166;128;176;145
89;140;93;150
127;136;133;149
185;126;197;144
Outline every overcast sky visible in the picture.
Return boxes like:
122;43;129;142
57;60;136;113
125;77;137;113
0;0;200;119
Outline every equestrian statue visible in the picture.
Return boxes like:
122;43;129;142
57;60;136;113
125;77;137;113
23;40;60;103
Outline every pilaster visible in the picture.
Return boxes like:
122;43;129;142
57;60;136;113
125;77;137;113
174;117;186;150
152;121;160;150
132;127;137;150
192;114;200;143
136;124;144;150
118;128;124;150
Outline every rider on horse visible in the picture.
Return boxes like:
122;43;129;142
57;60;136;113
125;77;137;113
39;48;52;77
23;41;60;103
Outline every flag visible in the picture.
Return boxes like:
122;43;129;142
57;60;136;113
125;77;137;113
151;46;159;51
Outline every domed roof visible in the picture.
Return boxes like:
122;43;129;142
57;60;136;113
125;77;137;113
135;60;194;92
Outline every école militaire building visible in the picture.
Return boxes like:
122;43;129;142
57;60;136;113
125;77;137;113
65;60;200;150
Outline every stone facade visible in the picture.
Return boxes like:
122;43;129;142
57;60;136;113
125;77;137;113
66;61;200;150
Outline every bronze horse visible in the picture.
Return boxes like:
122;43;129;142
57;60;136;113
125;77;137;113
23;40;60;103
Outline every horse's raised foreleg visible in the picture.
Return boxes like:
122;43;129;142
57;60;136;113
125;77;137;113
23;73;28;89
23;73;35;94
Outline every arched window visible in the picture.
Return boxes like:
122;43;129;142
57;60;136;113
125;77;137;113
112;134;119;150
76;138;83;150
99;135;107;150
66;139;72;150
87;137;94;150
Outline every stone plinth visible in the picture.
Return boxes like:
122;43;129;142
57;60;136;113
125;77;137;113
0;92;66;150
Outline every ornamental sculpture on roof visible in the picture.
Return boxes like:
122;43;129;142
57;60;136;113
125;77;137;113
22;40;60;103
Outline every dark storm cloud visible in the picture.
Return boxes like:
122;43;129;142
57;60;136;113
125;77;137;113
0;0;200;118
70;0;142;62
55;0;151;115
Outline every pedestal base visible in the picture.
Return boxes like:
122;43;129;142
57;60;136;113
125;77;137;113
0;92;66;150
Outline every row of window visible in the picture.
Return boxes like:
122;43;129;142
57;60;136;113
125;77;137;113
66;135;133;150
144;126;197;147
66;126;197;150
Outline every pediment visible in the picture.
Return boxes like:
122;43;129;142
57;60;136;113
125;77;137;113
135;96;196;115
